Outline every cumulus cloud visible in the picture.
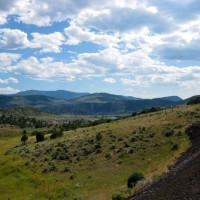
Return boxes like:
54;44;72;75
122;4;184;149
2;46;199;90
13;0;109;26
1;0;200;98
0;87;20;94
74;6;173;33
0;28;66;53
0;29;29;49
0;77;19;84
64;25;119;47
0;53;21;70
148;0;200;23
0;0;25;24
30;32;65;53
103;78;116;84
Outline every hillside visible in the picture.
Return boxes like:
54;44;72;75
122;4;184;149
0;93;182;115
16;90;89;100
1;104;200;199
155;96;183;102
129;122;200;200
44;98;176;115
73;93;142;103
0;94;66;108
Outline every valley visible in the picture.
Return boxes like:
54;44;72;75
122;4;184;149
0;102;199;199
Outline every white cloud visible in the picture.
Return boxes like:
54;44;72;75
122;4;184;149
0;77;19;84
0;28;66;53
14;0;109;26
0;87;20;94
30;32;65;53
121;77;145;86
2;46;199;91
0;0;200;98
103;78;116;84
74;6;173;33
64;25;119;47
0;29;29;49
0;53;21;70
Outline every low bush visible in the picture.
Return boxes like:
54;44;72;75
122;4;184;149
112;192;125;200
171;143;179;151
165;128;174;137
36;131;45;142
127;172;145;188
50;130;64;139
21;134;28;144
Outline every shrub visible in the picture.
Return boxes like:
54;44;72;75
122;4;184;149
171;143;179;151
127;172;145;188
165;128;174;137
32;130;41;136
50;130;64;139
131;112;137;117
21;134;28;144
36;131;45;142
96;132;103;141
112;192;125;200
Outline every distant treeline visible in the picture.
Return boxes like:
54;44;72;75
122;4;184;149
132;107;162;117
0;114;50;128
58;118;115;131
187;96;200;105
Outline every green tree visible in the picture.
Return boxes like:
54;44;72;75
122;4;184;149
36;131;45;142
127;172;145;188
21;134;28;144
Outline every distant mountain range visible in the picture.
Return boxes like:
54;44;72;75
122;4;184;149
0;90;189;115
16;90;89;100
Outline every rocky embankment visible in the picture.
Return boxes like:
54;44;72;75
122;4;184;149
128;122;200;200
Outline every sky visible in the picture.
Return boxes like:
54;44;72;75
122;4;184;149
0;0;200;98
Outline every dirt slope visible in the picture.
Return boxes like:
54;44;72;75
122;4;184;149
128;122;200;200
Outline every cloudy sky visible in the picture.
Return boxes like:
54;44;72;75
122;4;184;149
0;0;200;98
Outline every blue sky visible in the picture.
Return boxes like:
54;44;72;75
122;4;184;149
0;0;200;98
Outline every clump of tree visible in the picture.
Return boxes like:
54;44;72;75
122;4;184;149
171;143;179;151
187;96;200;105
132;107;161;117
59;118;116;132
0;114;50;128
21;134;28;144
127;172;145;188
35;131;45;142
50;129;64;139
112;192;125;200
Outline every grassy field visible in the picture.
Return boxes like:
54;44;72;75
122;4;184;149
0;104;200;199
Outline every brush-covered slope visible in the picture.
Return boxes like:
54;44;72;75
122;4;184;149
1;104;200;199
129;121;200;200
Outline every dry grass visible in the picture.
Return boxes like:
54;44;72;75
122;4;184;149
0;104;200;199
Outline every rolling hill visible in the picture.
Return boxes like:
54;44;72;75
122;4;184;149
0;91;188;115
0;93;182;115
16;90;89;100
1;103;200;199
